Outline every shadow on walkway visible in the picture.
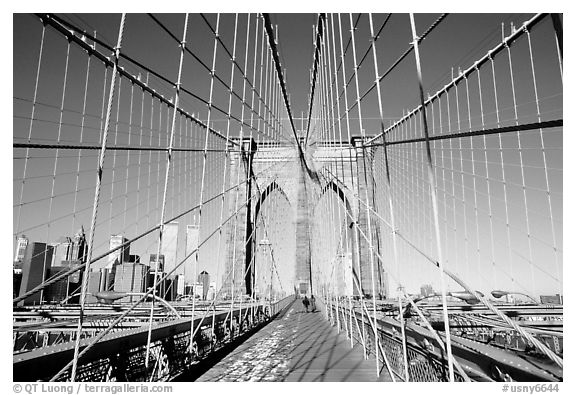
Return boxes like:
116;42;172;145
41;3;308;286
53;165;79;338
196;304;391;382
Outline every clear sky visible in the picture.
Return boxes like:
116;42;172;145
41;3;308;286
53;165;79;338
12;13;562;297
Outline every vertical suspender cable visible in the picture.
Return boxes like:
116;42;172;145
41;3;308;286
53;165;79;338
216;12;238;340
44;40;71;304
409;13;455;382
145;13;189;368
71;13;126;382
505;31;536;299
192;13;220;350
229;13;252;337
15;22;45;237
72;44;92;234
349;13;388;378
368;13;409;381
525;27;561;288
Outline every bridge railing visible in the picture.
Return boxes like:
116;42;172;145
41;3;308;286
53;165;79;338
14;295;295;382
327;303;561;382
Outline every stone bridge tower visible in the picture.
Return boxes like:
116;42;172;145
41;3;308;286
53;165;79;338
222;136;388;299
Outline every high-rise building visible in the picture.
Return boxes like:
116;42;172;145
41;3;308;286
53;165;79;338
162;222;179;275
206;282;216;300
87;270;102;303
44;260;83;304
176;274;185;296
198;271;210;300
163;275;178;301
113;263;148;303
185;224;199;258
51;237;71;268
14;235;28;264
149;254;165;273
51;227;87;267
185;224;199;283
18;242;54;306
421;284;434;297
13;271;22;299
71;226;87;261
107;234;130;269
44;267;69;303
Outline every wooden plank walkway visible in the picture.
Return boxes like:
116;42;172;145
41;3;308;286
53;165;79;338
196;301;392;382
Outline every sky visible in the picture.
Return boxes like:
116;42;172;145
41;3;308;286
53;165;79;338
12;13;563;297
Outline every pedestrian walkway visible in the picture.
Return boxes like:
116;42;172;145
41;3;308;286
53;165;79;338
196;301;391;382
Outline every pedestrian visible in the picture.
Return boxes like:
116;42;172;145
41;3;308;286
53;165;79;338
310;295;316;312
302;295;310;312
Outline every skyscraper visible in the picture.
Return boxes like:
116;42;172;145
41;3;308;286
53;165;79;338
107;234;130;269
198;271;210;300
51;236;72;268
50;226;87;267
185;224;199;257
113;263;148;303
161;222;179;275
44;260;82;304
185;224;199;282
18;242;54;306
14;235;28;264
86;271;102;303
149;254;165;273
70;226;87;262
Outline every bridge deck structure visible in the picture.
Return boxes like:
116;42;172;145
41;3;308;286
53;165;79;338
12;12;563;382
197;301;390;382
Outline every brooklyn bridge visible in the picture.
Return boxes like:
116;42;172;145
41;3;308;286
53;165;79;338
12;13;563;382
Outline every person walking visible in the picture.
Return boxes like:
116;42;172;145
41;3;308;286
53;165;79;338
310;295;316;312
302;295;310;312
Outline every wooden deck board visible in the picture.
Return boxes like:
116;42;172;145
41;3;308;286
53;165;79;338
196;303;391;382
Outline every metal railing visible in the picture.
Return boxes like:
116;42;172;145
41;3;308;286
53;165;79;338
327;303;561;382
14;295;294;382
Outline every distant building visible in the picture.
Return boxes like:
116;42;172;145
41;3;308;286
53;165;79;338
14;235;29;264
163;275;178;301
70;226;87;261
193;282;204;300
13;270;22;299
540;294;563;305
18;242;54;306
149;254;165;273
51;237;70;268
206;282;216;300
107;234;130;269
176;274;185;296
113;263;148;302
162;222;179;275
44;260;83;303
51;227;87;267
44;267;69;303
86;271;102;303
198;271;210;300
98;267;115;293
185;224;199;258
184;283;194;296
420;284;434;297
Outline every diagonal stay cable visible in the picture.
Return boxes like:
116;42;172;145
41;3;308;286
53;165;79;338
13;153;295;305
304;13;325;148
262;13;304;158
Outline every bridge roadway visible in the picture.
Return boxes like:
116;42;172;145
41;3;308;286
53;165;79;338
196;301;391;382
